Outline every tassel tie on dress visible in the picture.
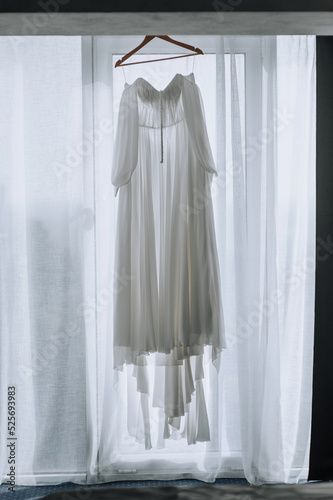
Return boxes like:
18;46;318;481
159;90;164;164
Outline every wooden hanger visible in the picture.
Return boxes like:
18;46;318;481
114;35;204;68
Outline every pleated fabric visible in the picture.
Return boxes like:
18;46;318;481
111;72;227;449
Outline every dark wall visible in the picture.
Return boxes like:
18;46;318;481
308;36;333;481
1;0;333;12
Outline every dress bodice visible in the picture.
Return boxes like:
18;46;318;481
112;72;217;196
124;73;195;129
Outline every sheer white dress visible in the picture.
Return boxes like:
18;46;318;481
111;72;227;449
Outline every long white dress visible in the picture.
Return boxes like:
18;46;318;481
111;72;227;449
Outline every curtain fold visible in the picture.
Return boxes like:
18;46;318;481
0;35;316;487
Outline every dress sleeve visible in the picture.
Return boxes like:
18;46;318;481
111;86;139;197
182;81;218;177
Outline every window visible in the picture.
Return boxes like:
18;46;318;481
0;35;315;485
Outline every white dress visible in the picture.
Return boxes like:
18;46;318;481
111;72;227;449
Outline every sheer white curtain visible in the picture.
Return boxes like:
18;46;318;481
0;36;87;484
0;35;316;487
214;36;316;485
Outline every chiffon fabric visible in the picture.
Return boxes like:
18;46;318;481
111;72;227;449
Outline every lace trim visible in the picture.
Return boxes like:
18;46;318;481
123;72;195;93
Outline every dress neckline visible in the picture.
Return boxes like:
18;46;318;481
124;72;194;93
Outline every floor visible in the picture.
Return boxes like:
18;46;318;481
0;478;249;500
